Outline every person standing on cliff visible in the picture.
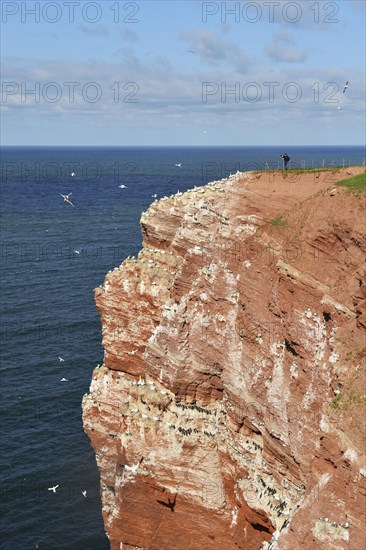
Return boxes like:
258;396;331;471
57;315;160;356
281;153;290;170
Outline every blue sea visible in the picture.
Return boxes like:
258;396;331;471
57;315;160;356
0;145;364;550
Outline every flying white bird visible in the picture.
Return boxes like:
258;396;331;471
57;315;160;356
70;172;75;177
118;184;127;189
174;163;182;167
151;193;158;198
59;193;74;207
343;81;349;93
74;250;80;255
81;490;87;497
48;485;59;493
58;357;64;362
60;378;68;382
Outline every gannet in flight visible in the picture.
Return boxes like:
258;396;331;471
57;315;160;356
48;485;59;493
118;184;127;189
174;163;182;167
70;172;75;177
58;357;65;362
151;193;158;198
60;378;68;382
343;81;349;93
82;490;87;497
59;193;74;207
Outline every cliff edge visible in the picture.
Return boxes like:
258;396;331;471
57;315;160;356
82;167;366;550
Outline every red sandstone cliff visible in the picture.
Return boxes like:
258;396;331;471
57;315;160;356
82;167;366;550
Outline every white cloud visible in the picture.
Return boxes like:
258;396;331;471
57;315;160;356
1;55;364;146
265;29;307;63
180;28;251;74
120;26;139;42
79;24;109;37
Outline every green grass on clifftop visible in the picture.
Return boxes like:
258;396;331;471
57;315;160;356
254;167;343;176
336;172;366;197
270;215;288;227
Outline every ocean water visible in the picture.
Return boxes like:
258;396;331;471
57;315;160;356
0;145;364;550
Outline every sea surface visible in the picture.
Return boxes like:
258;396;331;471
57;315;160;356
0;145;364;550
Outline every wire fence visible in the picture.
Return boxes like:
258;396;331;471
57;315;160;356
264;158;366;170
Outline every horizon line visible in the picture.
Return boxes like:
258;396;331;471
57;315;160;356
1;144;365;148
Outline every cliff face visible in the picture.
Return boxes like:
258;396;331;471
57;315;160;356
82;167;366;550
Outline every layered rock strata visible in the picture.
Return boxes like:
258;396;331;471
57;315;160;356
83;167;366;550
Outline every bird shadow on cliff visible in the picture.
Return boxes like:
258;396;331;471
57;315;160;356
156;493;177;512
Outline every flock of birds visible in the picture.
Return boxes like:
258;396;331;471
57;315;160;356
45;355;86;501
59;162;185;208
47;485;87;498
59;79;349;206
52;120;352;546
58;356;68;382
57;81;349;207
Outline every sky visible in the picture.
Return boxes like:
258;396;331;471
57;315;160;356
1;0;365;146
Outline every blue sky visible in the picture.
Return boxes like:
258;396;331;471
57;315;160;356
1;0;365;145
